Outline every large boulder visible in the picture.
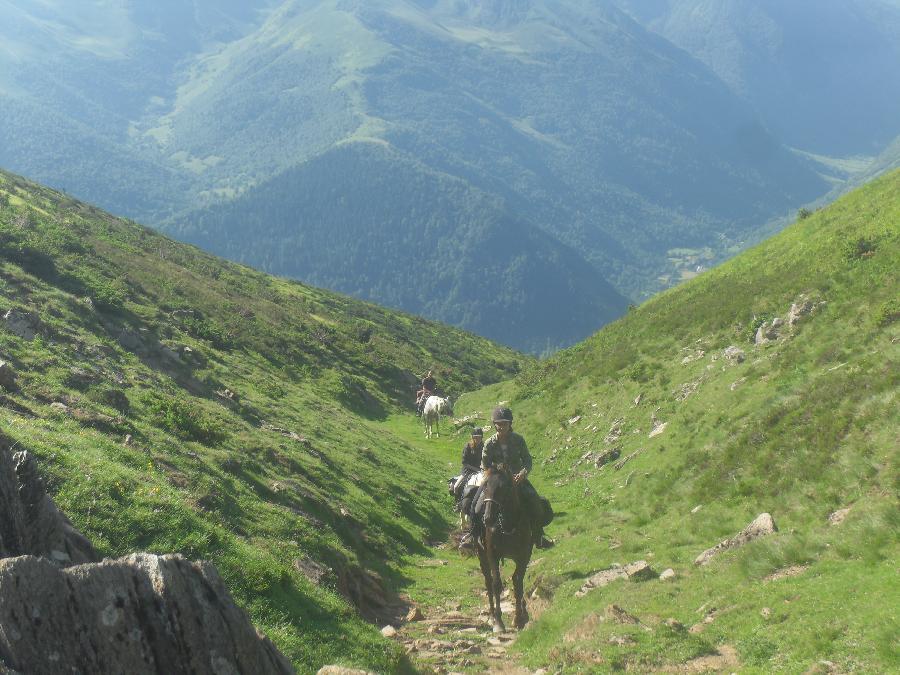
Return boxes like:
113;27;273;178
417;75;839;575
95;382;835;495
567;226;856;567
0;553;294;674
0;434;294;674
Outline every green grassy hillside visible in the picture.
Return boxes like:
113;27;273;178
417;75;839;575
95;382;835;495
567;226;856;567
0;168;527;672
449;169;899;672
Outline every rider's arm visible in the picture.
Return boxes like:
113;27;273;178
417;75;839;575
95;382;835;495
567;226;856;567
519;436;533;474
480;439;493;471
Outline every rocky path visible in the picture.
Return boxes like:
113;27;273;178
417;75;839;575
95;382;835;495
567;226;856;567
394;584;542;675
382;531;548;675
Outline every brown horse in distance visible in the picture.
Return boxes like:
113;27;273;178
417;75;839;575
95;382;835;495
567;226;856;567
475;465;534;633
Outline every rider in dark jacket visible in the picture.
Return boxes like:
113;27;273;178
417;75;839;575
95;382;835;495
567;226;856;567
455;428;483;502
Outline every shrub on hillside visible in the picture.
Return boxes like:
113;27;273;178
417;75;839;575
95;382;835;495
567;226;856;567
842;236;877;261
141;391;226;445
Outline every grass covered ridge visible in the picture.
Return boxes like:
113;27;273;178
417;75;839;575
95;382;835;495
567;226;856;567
0;168;528;672
452;169;899;672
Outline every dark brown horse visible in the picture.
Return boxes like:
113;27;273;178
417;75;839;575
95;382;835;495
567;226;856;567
475;466;533;633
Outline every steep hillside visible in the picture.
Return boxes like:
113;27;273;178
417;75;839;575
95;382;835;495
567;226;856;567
442;170;899;672
0;0;831;348
618;0;900;156
0;168;527;672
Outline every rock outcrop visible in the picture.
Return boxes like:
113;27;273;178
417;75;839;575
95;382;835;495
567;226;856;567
0;434;97;565
694;513;777;566
0;433;295;674
0;554;294;674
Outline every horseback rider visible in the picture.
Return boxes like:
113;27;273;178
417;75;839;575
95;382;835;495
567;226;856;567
454;427;484;503
415;369;437;415
460;406;552;550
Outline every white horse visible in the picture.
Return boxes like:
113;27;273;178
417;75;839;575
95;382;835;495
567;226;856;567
423;395;453;438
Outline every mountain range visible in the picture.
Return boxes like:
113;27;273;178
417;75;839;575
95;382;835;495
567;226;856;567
1;1;898;349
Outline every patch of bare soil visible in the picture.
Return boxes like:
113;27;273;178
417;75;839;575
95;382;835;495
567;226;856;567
675;645;740;672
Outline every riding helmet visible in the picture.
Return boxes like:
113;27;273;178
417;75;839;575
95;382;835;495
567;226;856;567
491;406;513;423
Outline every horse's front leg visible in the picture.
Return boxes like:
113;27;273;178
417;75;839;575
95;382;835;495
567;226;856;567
477;549;496;622
512;558;530;630
484;532;505;633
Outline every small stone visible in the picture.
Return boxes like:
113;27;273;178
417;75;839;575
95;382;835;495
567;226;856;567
659;568;676;581
381;625;397;638
691;505;702;514
761;607;771;618
723;346;745;363
123;434;133;447
624;560;657;580
827;508;851;525
405;606;424;622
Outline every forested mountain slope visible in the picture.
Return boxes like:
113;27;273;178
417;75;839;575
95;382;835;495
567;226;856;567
450;169;899;672
618;0;900;156
179;143;629;352
0;168;526;672
0;0;832;348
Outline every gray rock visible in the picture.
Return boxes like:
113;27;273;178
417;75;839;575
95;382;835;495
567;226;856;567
694;513;777;566
0;434;97;564
788;295;815;326
0;434;293;674
381;625;397;637
624;560;657;581
0;361;17;391
2;310;39;341
575;566;627;597
0;554;294;674
723;346;745;363
755;320;780;345
659;568;676;581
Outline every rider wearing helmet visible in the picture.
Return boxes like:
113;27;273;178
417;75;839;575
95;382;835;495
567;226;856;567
480;406;553;549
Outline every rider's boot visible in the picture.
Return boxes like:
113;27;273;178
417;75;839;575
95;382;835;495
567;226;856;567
533;526;554;549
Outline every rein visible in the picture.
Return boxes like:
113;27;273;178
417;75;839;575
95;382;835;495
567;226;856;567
481;497;519;536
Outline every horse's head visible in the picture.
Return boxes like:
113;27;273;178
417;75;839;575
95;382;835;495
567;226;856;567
480;465;517;527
